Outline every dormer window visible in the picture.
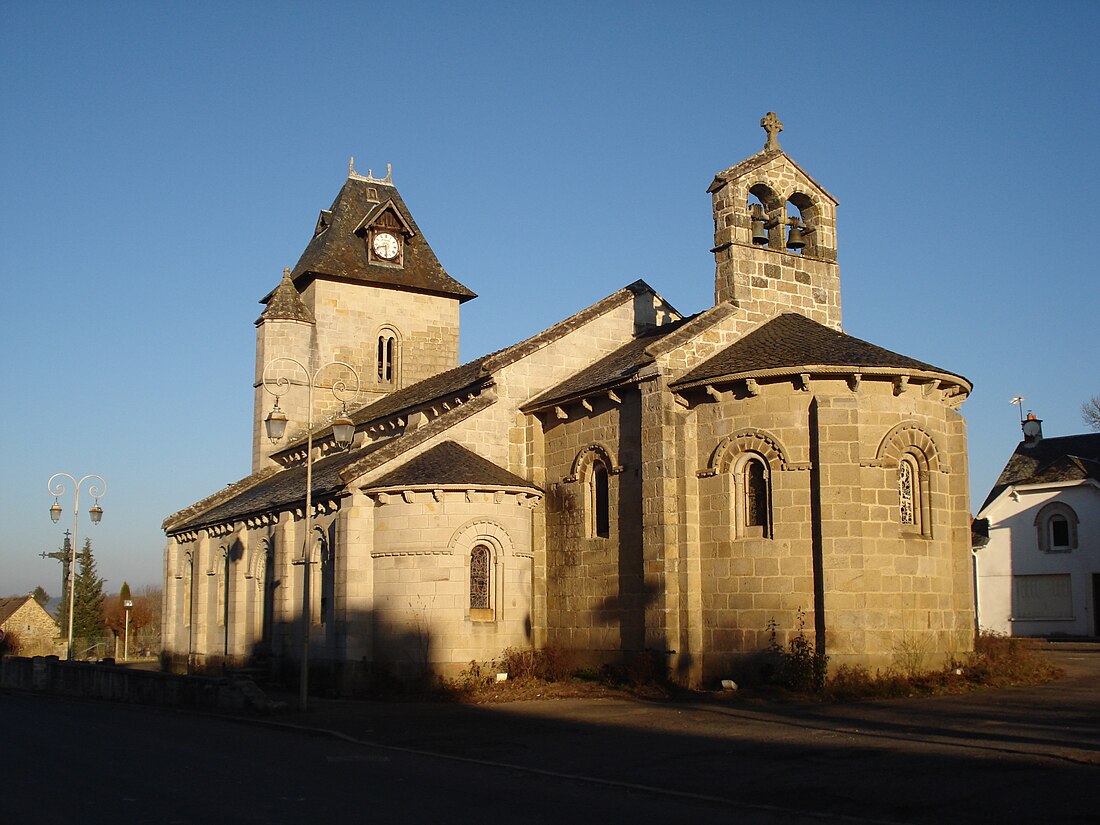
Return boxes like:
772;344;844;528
356;200;415;267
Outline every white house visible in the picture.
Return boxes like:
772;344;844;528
975;415;1100;637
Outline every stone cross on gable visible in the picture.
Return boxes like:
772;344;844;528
761;112;783;152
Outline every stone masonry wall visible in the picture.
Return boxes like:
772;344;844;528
369;492;535;678
690;376;972;681
541;391;644;661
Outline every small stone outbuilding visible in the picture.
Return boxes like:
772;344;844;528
0;595;62;657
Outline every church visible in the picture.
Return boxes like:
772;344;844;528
162;115;976;689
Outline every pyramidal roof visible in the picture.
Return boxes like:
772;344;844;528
268;167;476;303
257;268;315;325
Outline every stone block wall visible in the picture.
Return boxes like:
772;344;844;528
688;376;972;681
369;491;535;677
303;279;460;396
541;391;645;661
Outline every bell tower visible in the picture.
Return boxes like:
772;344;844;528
709;113;841;329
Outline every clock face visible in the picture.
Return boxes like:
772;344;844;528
372;232;400;260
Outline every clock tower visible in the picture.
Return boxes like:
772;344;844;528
251;160;476;470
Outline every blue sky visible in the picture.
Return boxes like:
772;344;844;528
2;1;1098;597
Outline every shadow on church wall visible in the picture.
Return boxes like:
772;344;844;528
165;608;443;697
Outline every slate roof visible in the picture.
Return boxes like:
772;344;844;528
258;268;315;325
0;595;35;624
673;312;967;389
365;441;540;491
979;433;1100;512
273;175;476;303
168;440;392;532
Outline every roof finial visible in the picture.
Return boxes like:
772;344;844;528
761;112;783;152
349;156;357;177
283;266;292;280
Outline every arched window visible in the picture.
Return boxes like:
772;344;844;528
748;183;781;248
470;544;492;614
310;527;328;626
733;453;771;539
785;192;819;256
745;459;768;529
899;458;916;526
591;460;610;539
377;328;398;385
1034;502;1079;553
898;453;932;536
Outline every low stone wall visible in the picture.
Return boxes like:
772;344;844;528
0;655;277;713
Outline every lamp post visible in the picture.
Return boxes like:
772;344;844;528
123;599;133;660
262;357;359;711
47;473;107;660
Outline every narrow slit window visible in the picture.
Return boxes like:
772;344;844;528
377;330;397;384
592;461;610;538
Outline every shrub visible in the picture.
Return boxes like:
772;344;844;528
767;611;828;692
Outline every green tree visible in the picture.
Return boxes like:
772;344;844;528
71;538;106;641
32;585;50;606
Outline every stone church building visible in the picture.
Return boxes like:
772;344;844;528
162;115;975;688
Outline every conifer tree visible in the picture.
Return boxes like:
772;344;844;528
71;538;106;641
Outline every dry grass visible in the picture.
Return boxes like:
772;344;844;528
435;633;1063;705
823;632;1062;701
442;646;682;703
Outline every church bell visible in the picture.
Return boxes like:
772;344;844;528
750;204;768;245
751;217;768;245
786;224;806;250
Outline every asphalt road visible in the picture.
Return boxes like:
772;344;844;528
4;642;1098;824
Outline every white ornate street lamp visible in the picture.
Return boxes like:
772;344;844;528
262;357;359;710
47;473;107;660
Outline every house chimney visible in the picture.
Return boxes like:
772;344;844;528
1021;411;1043;446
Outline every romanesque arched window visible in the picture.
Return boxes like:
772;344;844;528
899;457;917;526
470;544;492;612
310;526;329;626
591;460;610;539
377;327;399;385
1034;501;1079;553
745;458;769;531
897;452;932;536
733;452;772;539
